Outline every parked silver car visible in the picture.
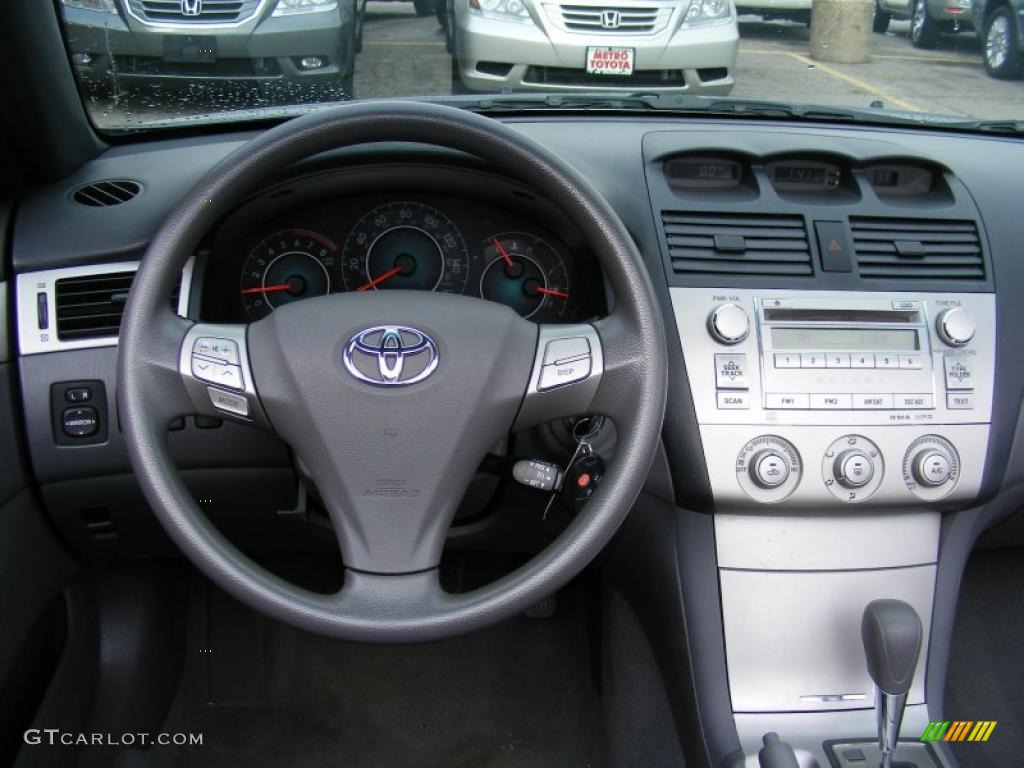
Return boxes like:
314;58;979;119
443;0;738;94
873;0;973;46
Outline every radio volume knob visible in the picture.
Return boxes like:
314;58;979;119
936;307;976;347
708;304;750;345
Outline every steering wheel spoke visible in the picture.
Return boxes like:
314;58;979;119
178;322;272;429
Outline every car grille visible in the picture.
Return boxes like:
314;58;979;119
551;4;671;33
524;66;686;86
127;0;262;24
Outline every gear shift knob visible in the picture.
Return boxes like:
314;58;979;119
861;600;923;768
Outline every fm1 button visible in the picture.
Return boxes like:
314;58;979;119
538;357;591;391
62;406;99;438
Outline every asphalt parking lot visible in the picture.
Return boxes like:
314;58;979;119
87;3;1022;130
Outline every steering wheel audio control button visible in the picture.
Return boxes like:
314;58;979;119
538;357;591;391
543;336;591;366
207;387;250;417
191;355;244;391
193;337;240;365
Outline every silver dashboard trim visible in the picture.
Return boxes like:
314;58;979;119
15;260;194;356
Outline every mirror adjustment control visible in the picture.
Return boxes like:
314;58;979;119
51;380;108;446
707;303;749;345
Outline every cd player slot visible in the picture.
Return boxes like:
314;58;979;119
762;308;921;324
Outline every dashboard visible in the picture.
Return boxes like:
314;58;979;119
197;166;605;325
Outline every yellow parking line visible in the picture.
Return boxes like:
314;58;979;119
872;53;977;63
786;52;921;111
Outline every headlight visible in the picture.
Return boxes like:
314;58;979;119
272;0;339;16
60;0;117;12
683;0;732;24
469;0;532;21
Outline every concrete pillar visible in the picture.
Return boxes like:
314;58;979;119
809;0;875;64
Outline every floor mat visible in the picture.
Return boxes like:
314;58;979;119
945;547;1024;768
150;579;605;768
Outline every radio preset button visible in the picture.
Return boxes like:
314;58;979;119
895;394;934;409
708;304;749;345
715;354;749;389
899;355;924;370
810;393;853;409
766;393;810;409
774;353;800;369
717;392;750;409
800;353;826;369
876;354;899;369
853;394;894;409
947;393;975;410
826;353;851;368
851;354;875;368
936;307;976;347
944;357;974;390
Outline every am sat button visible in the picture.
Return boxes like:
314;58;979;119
538;358;591;391
62;406;99;438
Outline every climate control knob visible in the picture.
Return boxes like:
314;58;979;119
751;450;791;488
912;448;953;487
834;449;874;489
707;303;750;345
936;307;976;347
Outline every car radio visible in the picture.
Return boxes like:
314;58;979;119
670;289;994;507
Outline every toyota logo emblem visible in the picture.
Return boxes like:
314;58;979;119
600;10;621;28
343;326;439;386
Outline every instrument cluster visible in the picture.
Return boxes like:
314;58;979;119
213;192;597;324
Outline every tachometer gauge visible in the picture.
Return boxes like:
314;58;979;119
479;233;570;320
240;229;336;320
339;202;469;294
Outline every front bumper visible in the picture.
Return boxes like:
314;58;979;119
62;5;352;83
454;1;738;94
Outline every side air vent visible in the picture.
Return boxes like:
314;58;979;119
662;212;813;276
54;271;181;341
71;179;142;207
851;217;984;281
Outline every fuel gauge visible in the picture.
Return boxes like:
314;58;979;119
479;233;570;320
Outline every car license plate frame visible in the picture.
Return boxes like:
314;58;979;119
585;47;635;76
164;36;217;64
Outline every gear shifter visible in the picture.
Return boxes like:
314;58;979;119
861;600;923;768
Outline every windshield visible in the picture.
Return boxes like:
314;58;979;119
58;0;1022;133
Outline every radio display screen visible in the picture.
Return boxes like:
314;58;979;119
772;328;919;351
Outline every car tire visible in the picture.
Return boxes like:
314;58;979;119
983;6;1024;78
436;0;447;30
450;56;471;94
413;0;435;16
442;0;456;53
873;0;892;32
909;0;940;47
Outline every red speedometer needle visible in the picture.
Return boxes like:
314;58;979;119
492;237;515;267
358;266;403;292
241;283;293;296
536;286;569;299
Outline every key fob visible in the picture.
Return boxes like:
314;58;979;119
562;453;605;511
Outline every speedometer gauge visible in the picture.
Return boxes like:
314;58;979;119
479;233;570;320
240;229;336;321
340;202;469;294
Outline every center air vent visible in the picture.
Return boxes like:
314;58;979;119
662;212;812;276
851;217;984;281
54;271;181;341
72;179;142;207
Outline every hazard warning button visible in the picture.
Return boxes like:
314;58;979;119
814;220;853;272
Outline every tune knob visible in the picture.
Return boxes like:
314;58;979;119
708;303;750;345
936;307;976;347
834;449;875;489
750;450;791;488
912;449;953;487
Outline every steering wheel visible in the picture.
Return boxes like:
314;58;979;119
118;102;667;642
